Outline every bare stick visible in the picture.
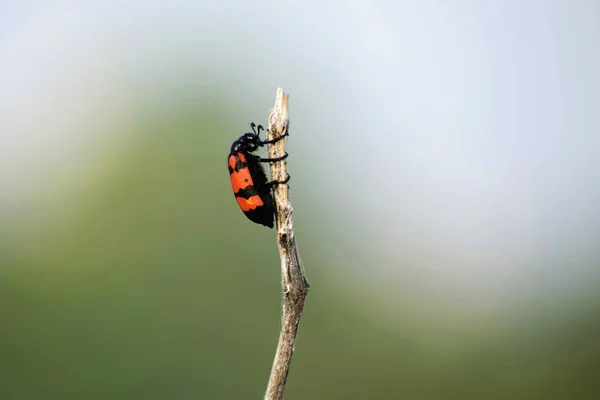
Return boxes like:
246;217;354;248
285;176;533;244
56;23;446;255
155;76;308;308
264;88;310;400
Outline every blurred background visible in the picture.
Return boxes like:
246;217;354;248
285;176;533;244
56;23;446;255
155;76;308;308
1;1;599;399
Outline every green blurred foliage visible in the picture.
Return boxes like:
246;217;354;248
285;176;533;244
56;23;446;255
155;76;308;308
1;104;599;400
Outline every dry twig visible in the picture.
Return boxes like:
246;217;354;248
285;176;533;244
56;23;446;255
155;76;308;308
264;88;310;400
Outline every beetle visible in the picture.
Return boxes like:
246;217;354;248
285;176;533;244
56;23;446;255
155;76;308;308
227;123;289;228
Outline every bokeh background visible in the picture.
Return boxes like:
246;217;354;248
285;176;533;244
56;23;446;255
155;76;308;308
1;1;599;399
